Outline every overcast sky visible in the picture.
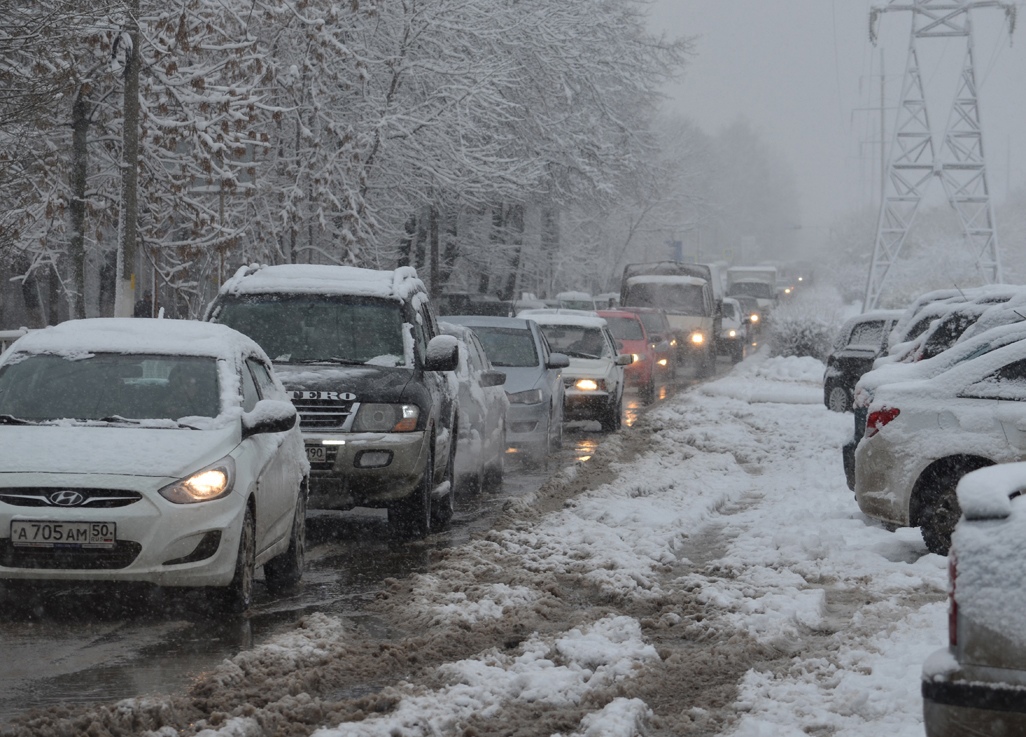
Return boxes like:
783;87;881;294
648;0;1026;244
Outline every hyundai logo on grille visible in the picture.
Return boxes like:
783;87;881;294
48;490;86;507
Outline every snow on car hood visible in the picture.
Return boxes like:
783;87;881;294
0;424;239;480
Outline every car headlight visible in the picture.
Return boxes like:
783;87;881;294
507;388;543;404
749;314;760;324
727;329;737;338
159;457;236;504
353;403;420;432
631;353;646;363
574;378;605;391
689;331;706;346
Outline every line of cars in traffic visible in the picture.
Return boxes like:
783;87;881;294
0;264;698;614
822;284;1026;734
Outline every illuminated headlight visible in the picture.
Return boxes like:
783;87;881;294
353;403;420;432
657;358;668;366
575;378;604;391
727;329;737;338
749;314;760;324
159;457;235;504
689;332;706;346
631;353;646;363
507;388;543;404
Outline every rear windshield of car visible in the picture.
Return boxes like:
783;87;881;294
469;326;540;368
604;317;645;341
727;282;775;300
848;320;885;347
212;295;406;366
0;353;220;422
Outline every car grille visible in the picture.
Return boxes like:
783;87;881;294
0;488;143;508
0;540;142;570
291;397;355;430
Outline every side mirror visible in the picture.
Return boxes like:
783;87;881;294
480;370;506;388
425;335;459;372
547;352;570;369
615;353;634;366
242;399;297;438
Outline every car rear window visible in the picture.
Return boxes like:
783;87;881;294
470;326;540;368
604;317;645;341
848;320;885;347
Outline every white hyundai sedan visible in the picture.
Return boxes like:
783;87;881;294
0;318;308;613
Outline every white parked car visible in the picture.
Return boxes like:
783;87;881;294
0;318;308;613
923;463;1026;735
854;337;1026;554
518;311;631;431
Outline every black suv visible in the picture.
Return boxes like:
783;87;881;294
205;264;458;539
823;310;902;413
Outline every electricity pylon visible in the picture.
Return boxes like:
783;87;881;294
863;0;1016;311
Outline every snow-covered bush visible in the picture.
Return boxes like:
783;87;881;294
768;285;846;361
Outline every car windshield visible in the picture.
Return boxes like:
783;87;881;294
604;317;644;341
722;302;741;322
625;282;708;315
539;325;610;359
214;295;406;366
848;320;885;347
727;282;775;300
0;353;220;422
470;326;540;367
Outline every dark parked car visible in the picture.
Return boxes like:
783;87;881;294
823;310;902;412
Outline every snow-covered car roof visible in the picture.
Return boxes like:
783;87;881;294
625;274;706;287
2;318;265;361
517;310;608;329
556;291;594;300
443;315;537;331
217;263;425;302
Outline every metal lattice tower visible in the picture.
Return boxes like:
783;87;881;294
863;0;1015;311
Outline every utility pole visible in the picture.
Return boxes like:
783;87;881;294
114;0;141;317
863;0;1015;311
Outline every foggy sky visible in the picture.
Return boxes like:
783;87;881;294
649;0;1026;254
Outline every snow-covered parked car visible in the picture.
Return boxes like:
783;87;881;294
519;310;632;431
439;322;508;492
922;463;1026;736
854;337;1026;554
822;309;901;413
0;318;308;613
443;315;568;465
205;263;459;540
843;321;1026;491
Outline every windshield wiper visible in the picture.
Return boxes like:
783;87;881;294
293;357;366;365
97;415;142;425
0;413;33;425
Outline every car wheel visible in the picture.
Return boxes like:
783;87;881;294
389;436;433;540
549;407;563;452
642;374;656;404
264;482;307;594
213;505;255;614
919;484;960;556
731;342;745;364
484;428;505;490
431;428;456;527
600;395;621;432
827;385;851;413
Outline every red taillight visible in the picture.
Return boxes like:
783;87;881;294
948;552;958;647
865;407;900;438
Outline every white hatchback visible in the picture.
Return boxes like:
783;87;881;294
855;337;1026;554
0;318;308;612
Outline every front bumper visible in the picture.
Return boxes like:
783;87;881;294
0;480;245;587
923;659;1026;737
564;390;612;422
506;400;549;453
303;430;429;510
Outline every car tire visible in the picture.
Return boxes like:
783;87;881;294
827;385;851;413
389;435;434;540
731;342;745;364
264;482;307;594
642;375;656;404
600;395;622;432
213;505;255;614
549;408;563;452
432;429;457;527
484;428;505;490
919;484;961;556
